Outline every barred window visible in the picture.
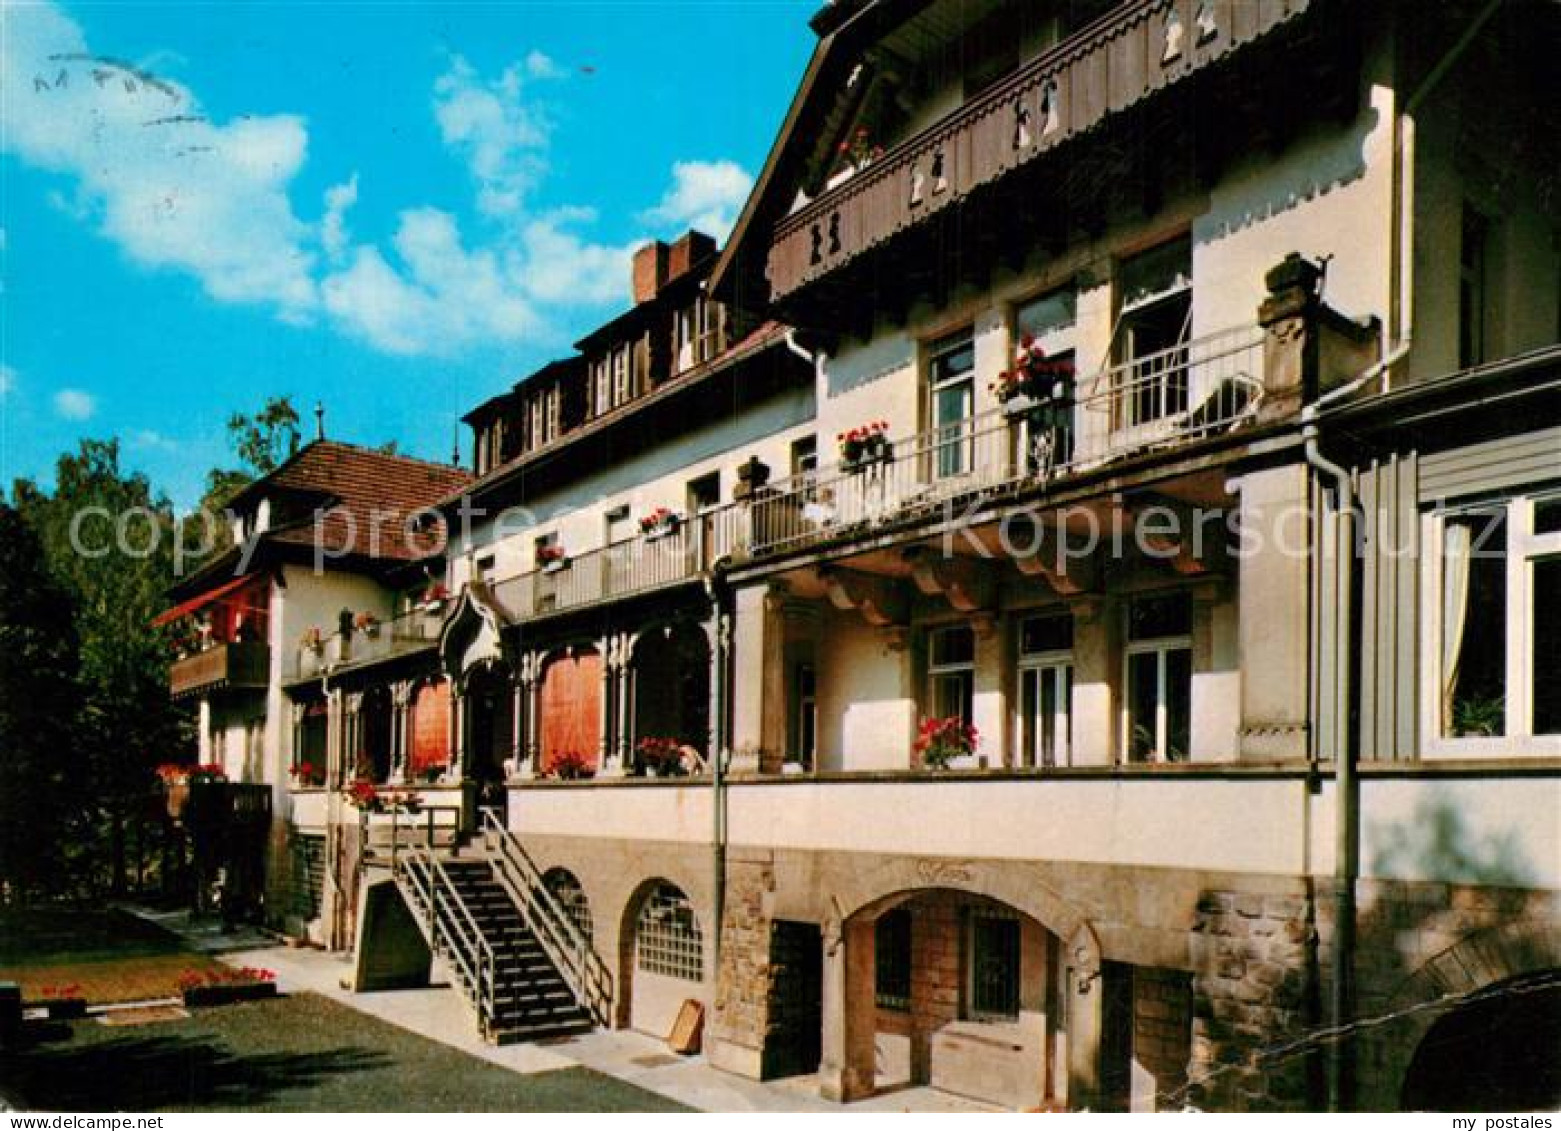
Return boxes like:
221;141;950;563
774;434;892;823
635;881;703;981
875;908;912;1010
967;907;1021;1021
543;868;593;943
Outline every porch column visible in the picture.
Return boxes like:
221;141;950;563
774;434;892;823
288;702;305;777
729;583;787;775
1235;464;1312;760
702;612;731;771
344;692;365;781
448;680;465;781
596;636;621;777
389;681;413;784
509;668;524;780
516;653;538;780
325;689;344;787
819;916;877;1103
615;633;634;769
523;652;542;773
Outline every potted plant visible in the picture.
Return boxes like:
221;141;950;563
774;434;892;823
178;966;278;1007
838;421;892;470
991;336;1075;418
536;543;569;573
344;777;382;813
913;716;979;771
636;737;688;778
546;750;594;781
418;582;450;612
639;507;682;542
289;761;325;789
836;126;884;174
353;610;381;638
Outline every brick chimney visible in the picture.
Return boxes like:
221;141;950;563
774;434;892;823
632;241;670;304
667;230;717;283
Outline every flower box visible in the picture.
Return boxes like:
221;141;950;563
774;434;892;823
182;981;278;1008
542;558;569;575
1002;394;1039;418
639;508;683;542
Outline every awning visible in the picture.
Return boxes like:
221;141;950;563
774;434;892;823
151;574;253;627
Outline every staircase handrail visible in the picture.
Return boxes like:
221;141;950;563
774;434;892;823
426;854;498;1030
480;809;614;1025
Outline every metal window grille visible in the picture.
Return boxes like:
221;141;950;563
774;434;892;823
543;869;593;943
875;909;912;1010
967;908;1021;1020
636;882;703;981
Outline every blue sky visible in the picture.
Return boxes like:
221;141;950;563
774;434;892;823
0;0;813;508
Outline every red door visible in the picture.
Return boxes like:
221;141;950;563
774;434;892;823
409;682;452;778
540;652;602;774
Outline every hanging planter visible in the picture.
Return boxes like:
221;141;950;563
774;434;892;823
537;544;569;573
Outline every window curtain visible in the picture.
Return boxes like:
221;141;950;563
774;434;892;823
1441;520;1473;732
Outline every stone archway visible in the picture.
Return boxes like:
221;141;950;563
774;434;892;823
619;877;706;1039
1399;970;1560;1110
630;622;711;770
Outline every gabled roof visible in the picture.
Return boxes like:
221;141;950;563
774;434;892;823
709;0;933;313
166;441;471;603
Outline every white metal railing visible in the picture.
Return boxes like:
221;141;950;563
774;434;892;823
293;605;442;681
471;324;1262;614
481;809;613;1025
710;323;1265;559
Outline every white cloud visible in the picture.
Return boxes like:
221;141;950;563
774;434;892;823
128;428;180;452
0;1;317;318
0;364;15;398
1;4;753;360
433;54;554;219
53;388;97;420
643;159;755;240
323;207;542;355
321;174;358;262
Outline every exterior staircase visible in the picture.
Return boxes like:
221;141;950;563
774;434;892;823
390;810;611;1045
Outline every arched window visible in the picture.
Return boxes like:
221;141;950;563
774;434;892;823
543;867;593;942
635;881;702;982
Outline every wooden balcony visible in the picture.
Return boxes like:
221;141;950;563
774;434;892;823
767;0;1316;304
169;641;270;699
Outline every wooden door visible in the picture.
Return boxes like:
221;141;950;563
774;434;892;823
540;651;602;774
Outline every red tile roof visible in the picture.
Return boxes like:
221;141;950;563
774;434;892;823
249;440;472;563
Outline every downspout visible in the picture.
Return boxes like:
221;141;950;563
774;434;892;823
1308;3;1497;1106
704;576;728;972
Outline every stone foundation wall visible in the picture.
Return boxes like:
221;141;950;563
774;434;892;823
710;853;776;1077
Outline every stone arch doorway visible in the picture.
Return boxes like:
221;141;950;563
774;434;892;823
539;648;602;776
827;887;1074;1110
1400;971;1561;1110
630;623;710;770
621;877;705;1038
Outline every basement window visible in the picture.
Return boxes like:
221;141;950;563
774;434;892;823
875;908;911;1011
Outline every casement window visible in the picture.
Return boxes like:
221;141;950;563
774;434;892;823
611;346;632;408
1116;237;1193;429
1424;494;1561;754
965;906;1021;1021
928;624;976;725
929;330;976;479
635;881;703;982
1016;613;1073;768
1123;593;1193;763
875;908;912;1010
591;358;611;417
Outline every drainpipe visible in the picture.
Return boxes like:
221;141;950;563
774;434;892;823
704;576;729;972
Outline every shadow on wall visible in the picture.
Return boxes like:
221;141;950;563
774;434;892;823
1368;788;1536;888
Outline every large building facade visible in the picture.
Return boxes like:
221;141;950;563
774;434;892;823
174;0;1560;1112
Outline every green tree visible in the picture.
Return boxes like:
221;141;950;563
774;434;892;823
0;503;83;904
11;440;190;896
187;395;303;561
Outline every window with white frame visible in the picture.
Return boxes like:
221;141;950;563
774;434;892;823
635;881;703;981
611;346;632;408
928;624;976;724
1123;593;1192;763
1017;613;1073;768
929;330;976;479
1425;493;1561;751
1115;237;1192;429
